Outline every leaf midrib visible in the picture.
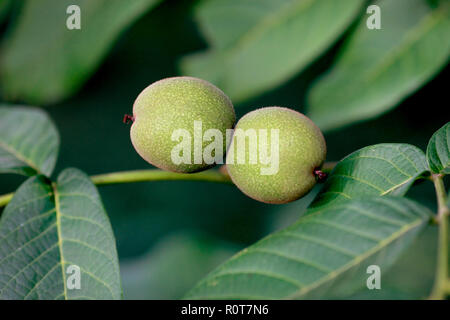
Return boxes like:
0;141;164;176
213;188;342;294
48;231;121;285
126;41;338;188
52;182;67;300
286;218;423;299
0;140;39;173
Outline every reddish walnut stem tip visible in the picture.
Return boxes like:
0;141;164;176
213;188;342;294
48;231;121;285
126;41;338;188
313;168;328;183
123;114;135;124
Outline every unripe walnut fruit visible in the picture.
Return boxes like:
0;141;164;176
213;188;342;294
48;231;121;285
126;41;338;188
130;77;235;173
226;107;326;204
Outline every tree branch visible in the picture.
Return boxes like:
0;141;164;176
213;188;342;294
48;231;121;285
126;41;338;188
0;169;232;208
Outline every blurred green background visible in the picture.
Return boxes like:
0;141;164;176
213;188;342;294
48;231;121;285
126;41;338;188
0;0;448;299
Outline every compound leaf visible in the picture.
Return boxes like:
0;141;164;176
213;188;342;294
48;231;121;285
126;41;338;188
0;168;121;299
186;142;431;299
185;197;431;299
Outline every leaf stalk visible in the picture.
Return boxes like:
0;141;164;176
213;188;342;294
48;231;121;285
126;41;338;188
429;174;449;300
0;169;232;208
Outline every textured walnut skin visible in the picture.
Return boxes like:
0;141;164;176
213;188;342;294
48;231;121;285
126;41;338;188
226;107;326;204
131;77;235;173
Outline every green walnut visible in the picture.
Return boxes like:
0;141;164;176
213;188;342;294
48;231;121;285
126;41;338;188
130;77;235;173
226;107;326;204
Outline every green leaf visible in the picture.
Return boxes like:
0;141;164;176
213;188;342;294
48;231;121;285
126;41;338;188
181;0;363;102
426;122;450;174
0;106;59;176
185;197;431;299
307;0;450;131
0;168;121;299
0;0;162;105
312;143;428;208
